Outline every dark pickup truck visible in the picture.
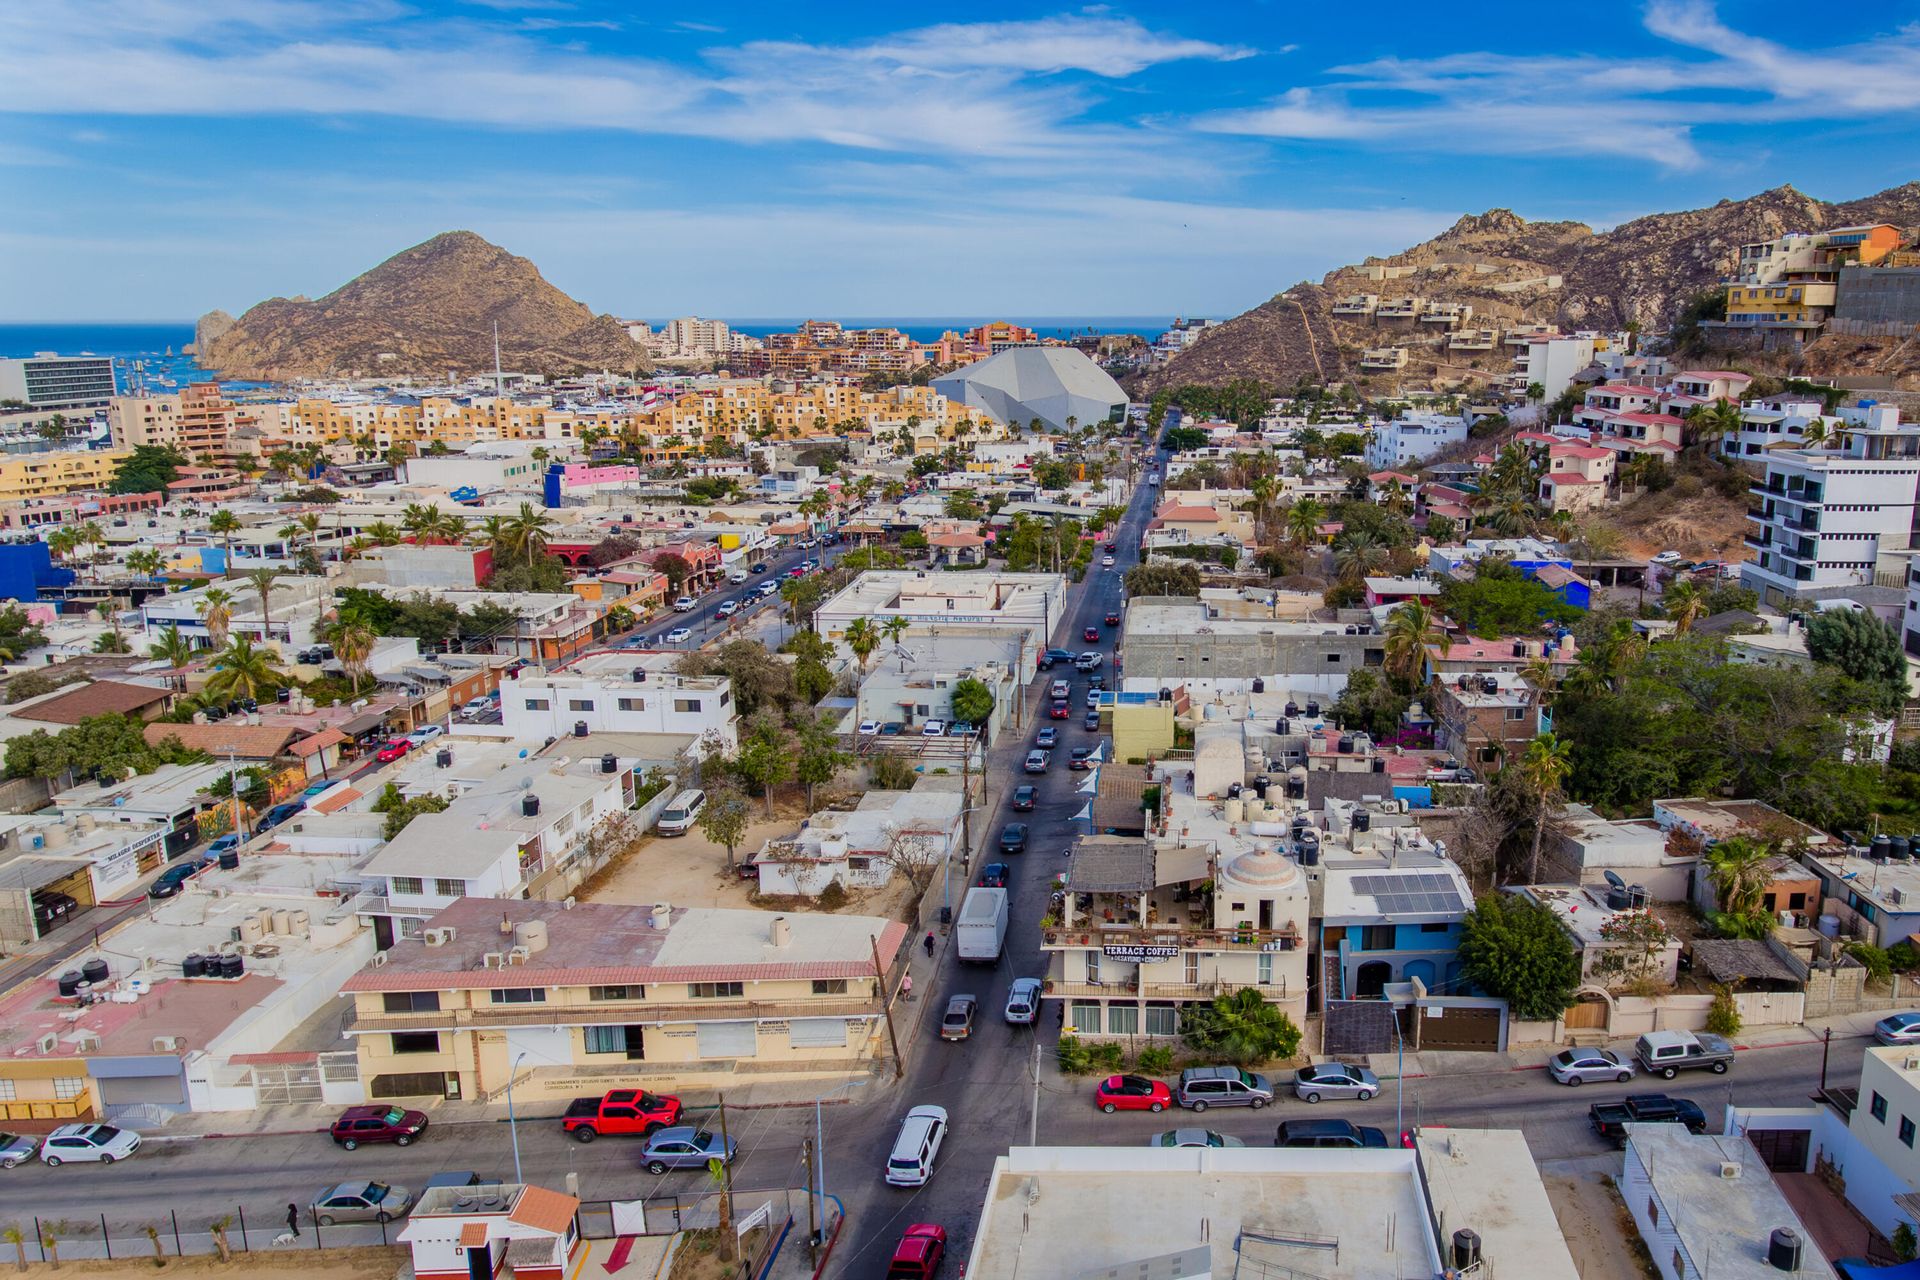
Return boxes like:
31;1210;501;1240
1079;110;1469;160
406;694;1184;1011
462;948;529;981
1588;1094;1708;1146
561;1090;682;1143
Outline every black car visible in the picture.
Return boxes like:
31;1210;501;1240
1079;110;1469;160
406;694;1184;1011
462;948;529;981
147;858;211;899
978;863;1010;888
749;562;769;574
1037;648;1079;670
32;891;79;932
999;824;1029;854
1036;726;1059;749
257;801;305;832
1010;786;1036;812
1275;1119;1389;1149
1069;747;1094;770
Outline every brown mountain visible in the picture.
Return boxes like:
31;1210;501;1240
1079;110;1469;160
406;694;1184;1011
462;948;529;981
1144;182;1920;394
203;231;647;380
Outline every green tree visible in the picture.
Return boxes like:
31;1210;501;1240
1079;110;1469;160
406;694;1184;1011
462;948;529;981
1382;599;1441;691
733;717;796;817
680;640;794;718
147;623;196;671
654;553;693;594
5;713;205;781
1806;607;1908;715
793;713;852;809
203;635;288;703
195;586;235;649
843;617;879;666
1330;668;1411;742
695;781;752;867
1179;989;1303;1066
949;677;994;726
108;445;187;495
1124;562;1202;598
207;510;242;578
1457;892;1581;1021
1518;733;1573;884
1703;835;1779;938
370;781;451;839
1438;563;1582;637
0;606;47;661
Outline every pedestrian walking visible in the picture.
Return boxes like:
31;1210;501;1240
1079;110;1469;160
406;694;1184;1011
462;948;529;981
923;931;935;958
286;1203;302;1238
900;973;913;1002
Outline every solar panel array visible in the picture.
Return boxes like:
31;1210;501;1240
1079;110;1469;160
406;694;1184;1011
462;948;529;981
1353;872;1462;914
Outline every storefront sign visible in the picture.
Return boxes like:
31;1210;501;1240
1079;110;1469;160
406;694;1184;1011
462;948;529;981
1102;945;1180;961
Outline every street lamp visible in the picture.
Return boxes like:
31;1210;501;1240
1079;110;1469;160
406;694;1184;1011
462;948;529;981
506;1050;529;1183
813;1080;867;1252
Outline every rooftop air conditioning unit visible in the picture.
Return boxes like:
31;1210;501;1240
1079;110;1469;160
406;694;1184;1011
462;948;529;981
482;951;505;969
36;1033;57;1054
1718;1161;1741;1180
152;1035;182;1053
424;927;456;947
506;946;530;965
74;1033;101;1053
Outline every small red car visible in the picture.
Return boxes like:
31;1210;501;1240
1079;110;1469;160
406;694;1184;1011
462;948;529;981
1083;627;1100;643
374;739;413;763
331;1104;429;1149
886;1224;947;1279
1049;700;1070;719
1105;611;1121;626
1095;1074;1171;1114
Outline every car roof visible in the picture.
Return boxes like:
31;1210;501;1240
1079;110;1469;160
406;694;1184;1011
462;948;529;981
1009;977;1042;993
648;1125;699;1142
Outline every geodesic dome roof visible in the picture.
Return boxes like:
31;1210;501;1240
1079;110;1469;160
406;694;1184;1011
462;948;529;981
932;347;1126;434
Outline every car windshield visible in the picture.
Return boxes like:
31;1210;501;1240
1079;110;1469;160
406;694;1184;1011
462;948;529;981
364;1182;389;1201
691;1130;715;1148
379;1107;406;1125
1553;1050;1576;1065
91;1126;121;1142
889;1156;919;1170
1238;1071;1259;1087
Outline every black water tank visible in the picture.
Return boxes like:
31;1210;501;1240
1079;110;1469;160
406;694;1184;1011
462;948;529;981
573;720;589;738
1338;735;1355;754
218;849;240;870
1251;677;1265;694
1305;701;1320;717
1452;1230;1482;1270
220;953;244;979
1768;1228;1801;1272
1228;782;1242;799
1286;775;1306;800
632;668;647;684
1606;886;1632;910
1873;835;1893;861
57;970;82;997
1371;757;1386;773
1353;809;1371;832
1253;776;1270;800
602;753;618;774
523;794;541;817
182;954;206;979
81;958;108;986
1285;701;1299;717
1298;833;1321;866
1276;719;1290;736
436;749;453;768
1895;836;1912;861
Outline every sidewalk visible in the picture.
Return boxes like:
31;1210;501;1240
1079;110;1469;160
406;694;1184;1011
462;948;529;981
1358;1008;1887;1082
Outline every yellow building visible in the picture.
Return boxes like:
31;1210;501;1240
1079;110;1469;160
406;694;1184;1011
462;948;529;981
340;898;907;1101
0;448;131;503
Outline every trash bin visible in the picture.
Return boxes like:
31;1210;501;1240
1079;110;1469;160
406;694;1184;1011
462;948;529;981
939;906;953;926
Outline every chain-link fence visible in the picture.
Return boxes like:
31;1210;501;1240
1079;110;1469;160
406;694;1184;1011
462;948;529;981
5;1204;402;1265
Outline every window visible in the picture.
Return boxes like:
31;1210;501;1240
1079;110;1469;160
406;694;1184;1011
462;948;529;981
390;1031;439;1055
674;698;703;713
583;1025;633;1055
398;916;425;939
0;1080;13;1102
1085;953;1101;984
489;988;547;1005
1420;922;1450;934
524;698;550;711
689;981;744;999
1258;953;1273;985
1108;1004;1139;1035
1362;925;1396;950
389;876;423;895
1144;1003;1177;1037
590;985;640;1001
433;878;466;898
1326;653;1342;664
569;700;594;712
811;979;848;995
1185;953;1200;984
1070;1001;1101;1034
618;698;644;712
53;1077;85;1100
1902;1116;1915;1149
1873;1092;1889;1122
383;991;441;1013
1647;1198;1659;1226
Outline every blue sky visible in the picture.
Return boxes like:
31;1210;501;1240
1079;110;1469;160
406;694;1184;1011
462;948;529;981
3;1;1919;323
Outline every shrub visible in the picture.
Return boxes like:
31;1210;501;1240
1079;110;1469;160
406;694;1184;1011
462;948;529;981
1889;941;1920;974
1056;1035;1092;1075
816;881;849;911
1088;1041;1125;1073
1850;941;1894;982
1135;1045;1176;1075
1894;1223;1917;1263
869;755;918;790
1705;984;1742;1037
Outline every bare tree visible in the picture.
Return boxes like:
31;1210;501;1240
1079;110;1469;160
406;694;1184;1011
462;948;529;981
882;823;946;900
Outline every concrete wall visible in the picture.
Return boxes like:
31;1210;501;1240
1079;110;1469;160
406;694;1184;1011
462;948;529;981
1836;266;1920;327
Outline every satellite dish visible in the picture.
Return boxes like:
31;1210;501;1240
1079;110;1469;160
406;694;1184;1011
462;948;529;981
1603;869;1626;890
518;776;534;790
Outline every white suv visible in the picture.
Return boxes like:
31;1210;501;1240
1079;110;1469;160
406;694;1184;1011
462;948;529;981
672;596;696;612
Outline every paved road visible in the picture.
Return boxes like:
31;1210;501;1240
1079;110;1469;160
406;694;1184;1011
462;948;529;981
613;540;843;655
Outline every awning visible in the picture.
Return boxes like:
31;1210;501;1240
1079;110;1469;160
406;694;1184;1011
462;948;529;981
1154;843;1213;887
403;666;452;684
339;710;389;737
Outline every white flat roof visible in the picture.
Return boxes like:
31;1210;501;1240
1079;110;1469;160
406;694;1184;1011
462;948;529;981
1414;1129;1579;1280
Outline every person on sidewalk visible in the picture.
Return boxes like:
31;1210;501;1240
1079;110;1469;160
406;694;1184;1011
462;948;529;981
900;973;913;1001
923;931;935;958
286;1204;302;1238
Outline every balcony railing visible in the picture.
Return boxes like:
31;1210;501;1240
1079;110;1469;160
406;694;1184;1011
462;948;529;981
1043;978;1288;1001
343;994;884;1034
1041;923;1302;954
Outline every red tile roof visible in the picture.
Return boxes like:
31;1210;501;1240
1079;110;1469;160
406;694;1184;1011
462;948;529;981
459;1223;490;1248
509;1186;581;1235
15;680;169;725
1541;473;1601;485
290;727;347;758
143;722;298;758
1548;443;1612;459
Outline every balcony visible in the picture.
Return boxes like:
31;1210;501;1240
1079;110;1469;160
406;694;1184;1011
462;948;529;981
1041;922;1302;954
1045;978;1288;1001
1743;532;1772;551
1778;540;1819;563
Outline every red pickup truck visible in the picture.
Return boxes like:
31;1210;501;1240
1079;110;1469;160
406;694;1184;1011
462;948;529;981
561;1090;682;1143
886;1224;947;1279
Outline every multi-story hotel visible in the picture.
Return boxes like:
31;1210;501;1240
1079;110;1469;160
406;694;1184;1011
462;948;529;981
0;354;116;412
107;382;241;459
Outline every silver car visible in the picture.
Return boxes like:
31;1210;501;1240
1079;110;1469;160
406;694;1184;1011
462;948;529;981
1147;1128;1246;1149
1547;1047;1635;1086
1004;977;1042;1025
0;1132;35;1170
1292;1062;1380;1103
1875;1012;1920;1046
640;1126;736;1175
311;1180;413;1225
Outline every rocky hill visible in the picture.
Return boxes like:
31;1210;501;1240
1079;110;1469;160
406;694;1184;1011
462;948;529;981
202;231;647;380
1144;182;1920;395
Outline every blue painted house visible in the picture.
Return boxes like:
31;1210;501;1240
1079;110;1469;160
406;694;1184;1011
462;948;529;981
0;542;74;603
1318;843;1475;1000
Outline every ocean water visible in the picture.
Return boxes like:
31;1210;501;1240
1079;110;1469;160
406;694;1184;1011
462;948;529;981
0;322;198;361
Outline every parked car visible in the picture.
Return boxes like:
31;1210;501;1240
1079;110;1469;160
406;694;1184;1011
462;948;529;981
1004;977;1042;1024
858;720;881;736
1036;726;1059;748
40;1124;141;1166
204;834;241;858
1069;747;1094;770
148;858;211;899
921;720;947;737
330;1105;428;1150
1049;700;1070;720
1587;1095;1707;1146
886;1224;948;1280
716;601;739;619
1147;1129;1246;1149
665;627;693;644
1087;673;1105;690
1037;648;1079;670
1095;1075;1171;1113
998;823;1028;854
1084;710;1101;731
878;721;904;735
977;863;1009;888
1292;1063;1378;1103
1024;750;1051;773
1083;626;1100;643
939;995;978;1041
458;696;493;720
1548;1048;1635;1086
1274;1119;1388;1149
1178;1065;1274;1111
1105;610;1121;626
562;1090;682;1143
1010;786;1036;812
749;562;769;574
1875;1012;1920;1046
640;1127;736;1175
947;721;974;737
375;739;413;764
257;800;305;831
1634;1030;1733;1079
310;1181;413;1225
672;596;696;612
1084;688;1101;708
405;725;444;746
0;1131;38;1169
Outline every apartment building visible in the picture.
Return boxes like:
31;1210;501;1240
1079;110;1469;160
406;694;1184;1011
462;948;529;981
0;448;130;503
0;490;161;531
814;570;1068;659
107;382;238;459
1429;671;1543;768
339;897;906;1100
500;655;738;753
1723;223;1902;334
1740;403;1920;606
1363;412;1471;469
1721;396;1837;460
658;316;733;358
1537;442;1615;513
1507;333;1597;402
0;354;115;412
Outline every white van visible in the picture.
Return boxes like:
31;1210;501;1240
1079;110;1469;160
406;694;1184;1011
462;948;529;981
655;788;707;835
727;568;749;584
885;1105;948;1187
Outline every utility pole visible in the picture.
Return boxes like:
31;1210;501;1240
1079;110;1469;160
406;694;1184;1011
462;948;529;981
1029;1037;1042;1147
716;1094;736;1262
803;1136;818;1266
870;934;905;1079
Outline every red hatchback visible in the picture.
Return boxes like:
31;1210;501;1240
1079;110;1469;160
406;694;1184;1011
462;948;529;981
1095;1074;1172;1114
1049;700;1070;719
1083;627;1100;643
375;739;413;763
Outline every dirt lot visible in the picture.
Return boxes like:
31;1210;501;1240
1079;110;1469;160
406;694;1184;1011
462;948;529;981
1;1246;402;1279
1543;1170;1657;1280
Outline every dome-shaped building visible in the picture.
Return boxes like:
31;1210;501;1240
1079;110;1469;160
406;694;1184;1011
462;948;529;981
931;347;1126;434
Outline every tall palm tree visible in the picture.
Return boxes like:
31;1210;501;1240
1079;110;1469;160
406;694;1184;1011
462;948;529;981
196;586;235;650
323;612;377;691
504;503;552;568
1334;532;1388;585
844;617;879;666
1519;733;1574;884
204;635;287;703
880;616;911;650
94;601;129;652
364;521;402;546
208;510;241;578
124;548;164;581
1285;498;1325;547
1383;599;1442;690
147;623;196;686
297;512;325;558
402;503;440;540
1663;577;1706;633
244;568;282;646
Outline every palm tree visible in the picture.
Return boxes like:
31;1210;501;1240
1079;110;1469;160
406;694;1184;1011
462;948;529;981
243;568;282;647
46;525;81;570
196;586;235;650
844;617;879;666
1663;577;1706;633
1685;398;1744;457
147;623;196;681
207;510;241;578
1383;599;1442;690
203;635;287;703
1518;732;1574;884
323;612;377;691
402;504;440;541
297;512;325;558
1182;987;1300;1066
504;503;552;568
1334;532;1388;585
1285;498;1325;547
124;548;164;581
880;616;911;650
365;521;402;546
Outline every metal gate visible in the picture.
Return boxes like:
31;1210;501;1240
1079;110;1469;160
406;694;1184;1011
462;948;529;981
250;1060;323;1105
1747;1128;1810;1172
1416;1005;1503;1052
1322;1000;1398;1057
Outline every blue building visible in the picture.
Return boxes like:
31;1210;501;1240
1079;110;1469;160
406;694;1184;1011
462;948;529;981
1317;835;1475;1000
0;542;74;603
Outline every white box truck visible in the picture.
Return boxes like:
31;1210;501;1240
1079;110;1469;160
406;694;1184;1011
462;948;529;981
955;887;1008;964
